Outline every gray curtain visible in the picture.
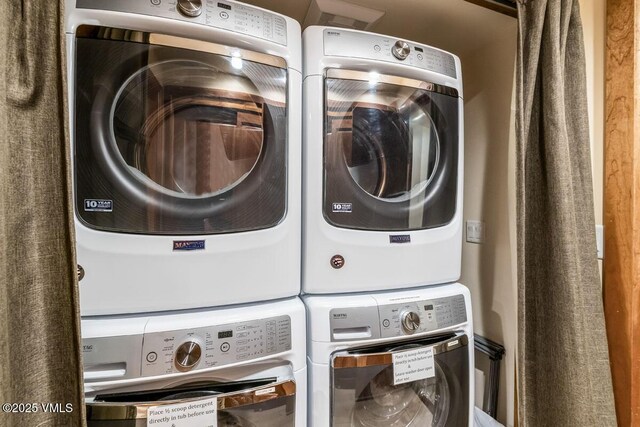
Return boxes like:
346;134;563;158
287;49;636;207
516;0;617;425
0;1;85;426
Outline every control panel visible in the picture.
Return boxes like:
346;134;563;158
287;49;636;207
76;0;288;46
329;294;466;341
141;315;291;376
323;29;457;79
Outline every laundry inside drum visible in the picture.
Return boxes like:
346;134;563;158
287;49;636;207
351;364;450;427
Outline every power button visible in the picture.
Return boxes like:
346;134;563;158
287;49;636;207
146;351;158;363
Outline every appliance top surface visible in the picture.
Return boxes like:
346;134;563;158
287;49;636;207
71;0;293;47
305;26;460;81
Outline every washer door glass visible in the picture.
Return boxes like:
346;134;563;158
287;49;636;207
330;334;469;427
324;70;459;231
87;379;296;427
74;26;288;234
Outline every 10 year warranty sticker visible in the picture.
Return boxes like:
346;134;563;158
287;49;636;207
392;347;435;385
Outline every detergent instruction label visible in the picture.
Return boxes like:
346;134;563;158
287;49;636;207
147;397;217;427
392;346;435;385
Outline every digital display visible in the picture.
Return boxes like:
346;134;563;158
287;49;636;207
218;2;232;10
425;304;434;311
414;47;424;52
218;330;233;339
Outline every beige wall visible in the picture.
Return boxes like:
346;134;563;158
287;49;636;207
459;23;517;425
581;0;606;228
460;1;605;425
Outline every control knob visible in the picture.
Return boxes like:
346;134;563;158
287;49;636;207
400;310;421;334
392;40;411;60
177;0;202;17
174;341;201;372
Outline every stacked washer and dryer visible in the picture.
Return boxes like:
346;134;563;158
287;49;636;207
65;0;306;425
301;27;474;426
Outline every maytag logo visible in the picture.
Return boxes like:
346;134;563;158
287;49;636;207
84;199;113;212
332;203;352;213
332;313;348;319
389;234;411;244
173;240;205;251
327;31;341;36
82;344;93;352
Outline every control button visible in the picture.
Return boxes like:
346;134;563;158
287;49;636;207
146;351;157;363
220;11;229;19
392;40;411;60
177;0;202;17
373;44;381;52
382;319;390;328
174;341;201;372
417;53;424;60
220;342;230;352
150;0;161;5
400;311;421;334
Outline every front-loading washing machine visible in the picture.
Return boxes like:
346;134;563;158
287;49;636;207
304;283;473;426
81;297;306;426
66;0;302;315
302;26;464;294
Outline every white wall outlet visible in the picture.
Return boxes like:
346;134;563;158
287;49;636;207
596;225;604;259
466;220;484;244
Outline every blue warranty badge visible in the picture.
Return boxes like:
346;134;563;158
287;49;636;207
173;240;206;251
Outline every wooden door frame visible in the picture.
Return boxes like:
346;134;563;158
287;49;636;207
604;0;640;425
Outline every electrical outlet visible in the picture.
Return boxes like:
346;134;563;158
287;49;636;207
466;220;484;244
596;225;604;259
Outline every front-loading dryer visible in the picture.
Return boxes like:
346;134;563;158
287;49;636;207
81;297;306;426
66;0;302;315
304;283;473;426
302;27;463;294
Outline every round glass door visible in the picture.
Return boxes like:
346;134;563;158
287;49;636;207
323;70;460;231
74;29;288;234
330;334;469;427
113;60;265;198
328;82;440;202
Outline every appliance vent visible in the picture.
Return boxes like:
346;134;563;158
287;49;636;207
303;0;385;31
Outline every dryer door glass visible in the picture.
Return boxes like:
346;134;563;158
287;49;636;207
330;334;469;427
324;70;459;231
74;26;288;234
86;379;296;426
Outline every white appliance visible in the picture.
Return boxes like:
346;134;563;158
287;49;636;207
82;297;306;426
304;283;473;426
65;0;302;315
302;26;464;294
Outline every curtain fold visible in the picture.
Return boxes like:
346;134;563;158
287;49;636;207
0;1;85;426
516;0;617;425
